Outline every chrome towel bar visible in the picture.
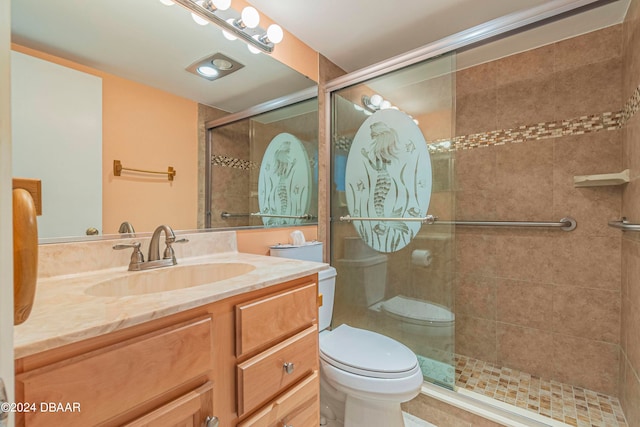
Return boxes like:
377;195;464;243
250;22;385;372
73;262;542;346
339;215;577;231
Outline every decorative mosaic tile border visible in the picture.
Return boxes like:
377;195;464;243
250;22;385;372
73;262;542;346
334;84;640;154
211;155;257;170
451;111;624;151
622;85;640;123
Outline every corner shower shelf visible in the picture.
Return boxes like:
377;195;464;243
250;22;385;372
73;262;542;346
573;169;629;187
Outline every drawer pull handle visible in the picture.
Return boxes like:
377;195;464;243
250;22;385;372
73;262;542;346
283;362;295;374
205;415;219;427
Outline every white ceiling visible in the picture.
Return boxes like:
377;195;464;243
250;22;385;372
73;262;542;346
248;0;631;73
10;0;315;112
11;0;631;113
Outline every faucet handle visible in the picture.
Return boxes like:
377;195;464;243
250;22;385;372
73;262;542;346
162;238;188;261
113;242;145;265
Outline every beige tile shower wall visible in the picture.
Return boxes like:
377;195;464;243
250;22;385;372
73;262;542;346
620;0;640;425
454;25;625;396
209;121;252;228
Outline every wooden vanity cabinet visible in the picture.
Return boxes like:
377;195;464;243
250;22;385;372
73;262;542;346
15;316;215;427
235;281;320;426
14;273;320;427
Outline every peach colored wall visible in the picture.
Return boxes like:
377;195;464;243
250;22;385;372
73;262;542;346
619;0;640;424
236;225;318;256
12;44;199;234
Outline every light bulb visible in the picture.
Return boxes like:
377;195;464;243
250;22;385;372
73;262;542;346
241;6;260;29
369;94;383;107
266;24;284;44
211;0;231;10
191;1;208;25
197;66;218;78
192;13;208;25
222;18;237;40
248;35;261;54
380;100;392;109
159;0;174;5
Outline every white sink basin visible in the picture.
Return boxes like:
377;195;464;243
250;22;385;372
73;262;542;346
84;262;256;297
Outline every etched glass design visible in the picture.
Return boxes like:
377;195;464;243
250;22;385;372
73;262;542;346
345;109;432;252
258;133;311;226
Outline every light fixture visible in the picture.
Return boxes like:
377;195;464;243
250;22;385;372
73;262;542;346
360;93;418;124
237;6;260;29
186;52;244;81
191;1;209;25
197;65;218;78
247;35;262;54
210;0;231;10
170;0;282;53
222;18;237;40
262;24;283;44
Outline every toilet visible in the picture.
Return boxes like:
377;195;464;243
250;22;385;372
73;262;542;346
270;242;423;427
336;237;455;349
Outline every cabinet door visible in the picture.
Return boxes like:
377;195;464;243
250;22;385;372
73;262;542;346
124;382;214;427
16;317;212;426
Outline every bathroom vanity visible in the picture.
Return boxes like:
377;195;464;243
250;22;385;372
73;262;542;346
13;233;324;427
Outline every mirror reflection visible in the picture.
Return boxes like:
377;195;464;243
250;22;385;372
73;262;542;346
10;0;317;241
207;98;318;229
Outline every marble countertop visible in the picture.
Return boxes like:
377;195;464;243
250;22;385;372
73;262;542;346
14;251;327;359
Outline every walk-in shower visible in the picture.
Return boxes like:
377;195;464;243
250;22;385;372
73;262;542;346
327;1;636;425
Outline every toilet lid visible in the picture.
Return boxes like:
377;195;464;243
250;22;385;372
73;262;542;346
382;295;454;324
320;324;418;379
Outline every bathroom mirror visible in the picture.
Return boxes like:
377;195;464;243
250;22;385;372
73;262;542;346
207;96;318;229
10;0;317;241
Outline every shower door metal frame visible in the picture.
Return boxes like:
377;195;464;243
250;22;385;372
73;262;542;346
321;0;606;243
204;87;317;229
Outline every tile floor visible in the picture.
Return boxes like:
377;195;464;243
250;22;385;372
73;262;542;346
455;354;629;427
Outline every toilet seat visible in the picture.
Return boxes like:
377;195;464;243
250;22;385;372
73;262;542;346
381;295;454;326
319;324;418;379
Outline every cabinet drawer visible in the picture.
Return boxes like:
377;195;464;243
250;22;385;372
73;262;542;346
236;281;317;358
237;325;318;416
124;382;214;427
17;317;212;427
238;372;319;427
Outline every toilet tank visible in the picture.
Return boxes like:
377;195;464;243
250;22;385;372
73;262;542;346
269;241;323;262
269;241;335;331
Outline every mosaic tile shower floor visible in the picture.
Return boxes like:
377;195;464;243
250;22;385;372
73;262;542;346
454;354;628;427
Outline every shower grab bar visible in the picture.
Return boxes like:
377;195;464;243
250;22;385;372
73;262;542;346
251;212;316;220
222;211;316;220
608;218;640;231
220;211;250;218
339;215;577;231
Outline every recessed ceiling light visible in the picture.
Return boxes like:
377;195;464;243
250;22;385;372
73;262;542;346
186;53;244;81
212;58;233;70
197;66;218;78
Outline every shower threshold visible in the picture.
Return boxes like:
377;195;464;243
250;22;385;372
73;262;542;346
421;355;627;427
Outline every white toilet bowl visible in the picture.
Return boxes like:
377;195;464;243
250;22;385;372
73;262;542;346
319;325;424;427
269;244;424;427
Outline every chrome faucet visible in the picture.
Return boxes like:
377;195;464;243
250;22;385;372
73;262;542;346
148;224;177;262
113;224;188;271
118;221;136;236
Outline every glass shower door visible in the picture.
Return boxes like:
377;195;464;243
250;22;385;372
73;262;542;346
330;53;456;389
